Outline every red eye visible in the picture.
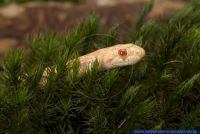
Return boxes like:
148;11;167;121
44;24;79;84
118;49;127;56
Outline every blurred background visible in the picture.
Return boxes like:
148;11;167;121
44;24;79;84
0;0;188;55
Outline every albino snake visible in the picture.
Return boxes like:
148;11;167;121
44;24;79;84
43;43;145;78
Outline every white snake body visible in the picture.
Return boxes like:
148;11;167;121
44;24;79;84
43;43;145;77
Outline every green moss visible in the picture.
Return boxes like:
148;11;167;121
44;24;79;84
0;1;200;133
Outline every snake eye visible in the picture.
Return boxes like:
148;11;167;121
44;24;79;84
118;49;127;57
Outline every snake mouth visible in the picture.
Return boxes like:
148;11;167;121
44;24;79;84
111;59;132;67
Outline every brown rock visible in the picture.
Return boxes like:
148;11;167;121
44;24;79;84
0;4;25;18
0;0;187;56
0;38;18;54
148;0;186;18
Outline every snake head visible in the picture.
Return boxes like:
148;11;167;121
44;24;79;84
102;43;145;69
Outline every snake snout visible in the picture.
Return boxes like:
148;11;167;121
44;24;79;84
139;48;145;59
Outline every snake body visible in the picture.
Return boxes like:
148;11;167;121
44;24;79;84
43;43;145;77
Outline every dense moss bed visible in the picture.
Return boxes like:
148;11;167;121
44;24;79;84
0;1;199;133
